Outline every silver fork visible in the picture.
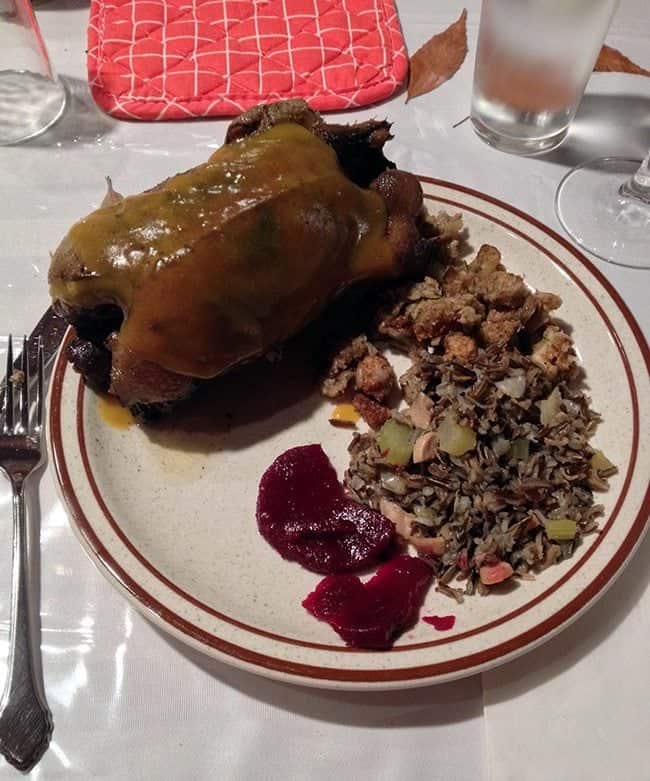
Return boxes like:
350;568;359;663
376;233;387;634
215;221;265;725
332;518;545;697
0;336;52;771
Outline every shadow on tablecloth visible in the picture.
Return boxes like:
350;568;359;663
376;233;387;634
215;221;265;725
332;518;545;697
538;93;650;169
153;625;484;727
22;76;117;149
32;0;90;11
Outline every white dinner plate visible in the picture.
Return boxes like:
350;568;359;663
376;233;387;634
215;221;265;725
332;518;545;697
48;178;650;690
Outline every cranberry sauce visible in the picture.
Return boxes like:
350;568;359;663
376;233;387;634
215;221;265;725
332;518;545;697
256;444;395;574
422;615;456;631
302;555;432;649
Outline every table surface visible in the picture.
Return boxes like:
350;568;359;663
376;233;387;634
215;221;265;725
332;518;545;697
0;0;648;778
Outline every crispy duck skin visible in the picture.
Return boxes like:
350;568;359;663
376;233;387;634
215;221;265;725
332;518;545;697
49;99;433;414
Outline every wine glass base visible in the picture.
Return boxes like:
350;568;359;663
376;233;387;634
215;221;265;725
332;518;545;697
555;157;650;269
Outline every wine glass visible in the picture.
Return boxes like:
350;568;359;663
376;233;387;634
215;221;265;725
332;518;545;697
555;150;650;269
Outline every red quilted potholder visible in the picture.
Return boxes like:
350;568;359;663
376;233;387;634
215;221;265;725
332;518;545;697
87;0;408;120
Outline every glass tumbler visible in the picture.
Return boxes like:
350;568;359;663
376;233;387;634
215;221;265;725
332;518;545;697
0;0;66;145
470;0;620;156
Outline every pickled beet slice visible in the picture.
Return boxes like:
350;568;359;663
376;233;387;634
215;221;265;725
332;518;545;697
256;444;395;574
302;555;433;649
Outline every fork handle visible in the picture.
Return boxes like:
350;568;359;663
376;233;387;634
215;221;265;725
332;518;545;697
0;483;52;771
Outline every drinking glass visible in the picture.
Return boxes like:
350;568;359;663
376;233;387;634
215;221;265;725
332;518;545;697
0;0;67;145
471;0;620;156
555;150;650;269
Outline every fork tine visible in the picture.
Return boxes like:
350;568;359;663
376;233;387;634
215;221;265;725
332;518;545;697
20;336;30;434
36;336;44;434
3;335;13;434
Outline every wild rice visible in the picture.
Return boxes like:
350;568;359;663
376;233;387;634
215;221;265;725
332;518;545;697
330;214;615;598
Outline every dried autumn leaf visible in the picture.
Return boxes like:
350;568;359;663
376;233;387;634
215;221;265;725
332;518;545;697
594;45;650;77
407;9;468;101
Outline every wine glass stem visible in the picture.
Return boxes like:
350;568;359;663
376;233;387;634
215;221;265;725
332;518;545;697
619;148;650;204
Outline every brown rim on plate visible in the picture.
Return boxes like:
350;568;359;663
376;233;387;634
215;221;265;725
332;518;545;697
49;178;650;685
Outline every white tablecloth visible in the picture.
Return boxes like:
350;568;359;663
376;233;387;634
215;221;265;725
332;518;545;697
0;0;648;778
